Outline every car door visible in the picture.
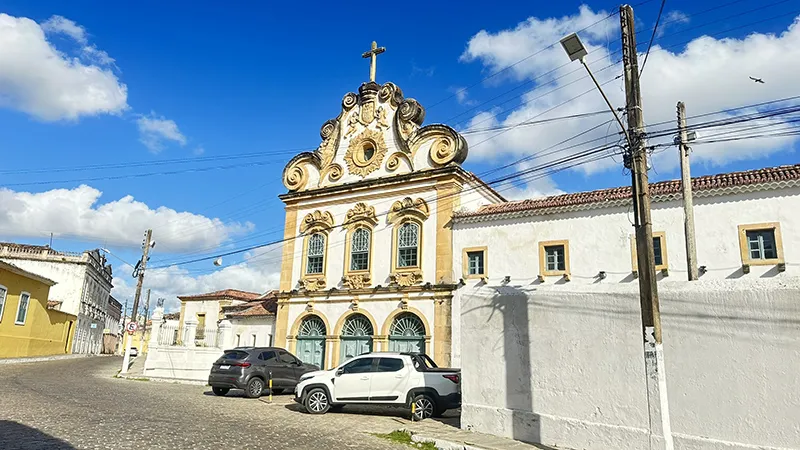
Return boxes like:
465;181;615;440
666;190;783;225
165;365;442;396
276;350;300;387
333;357;375;402
258;350;282;385
368;357;407;402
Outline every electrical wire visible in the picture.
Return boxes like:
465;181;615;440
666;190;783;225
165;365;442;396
639;0;666;77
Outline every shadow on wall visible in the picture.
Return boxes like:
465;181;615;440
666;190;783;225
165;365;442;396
480;284;543;445
0;420;74;449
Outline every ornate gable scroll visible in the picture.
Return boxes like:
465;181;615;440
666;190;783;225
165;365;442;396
343;203;378;230
282;81;470;192
388;197;429;224
299;210;335;233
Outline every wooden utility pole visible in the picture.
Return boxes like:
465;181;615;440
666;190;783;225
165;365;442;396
121;229;153;374
144;288;151;327
620;5;673;449
677;102;699;280
130;229;153;324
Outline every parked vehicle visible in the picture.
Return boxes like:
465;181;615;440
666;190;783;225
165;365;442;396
208;347;319;398
129;347;138;357
294;352;461;420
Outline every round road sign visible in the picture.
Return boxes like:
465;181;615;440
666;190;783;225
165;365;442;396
126;322;138;333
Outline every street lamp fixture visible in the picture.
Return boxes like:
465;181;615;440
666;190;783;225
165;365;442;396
560;33;631;148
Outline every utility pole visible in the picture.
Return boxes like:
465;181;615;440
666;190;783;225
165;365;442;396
121;229;153;374
143;289;151;326
677;102;699;281
620;5;673;450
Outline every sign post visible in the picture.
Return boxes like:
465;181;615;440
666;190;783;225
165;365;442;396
120;322;138;375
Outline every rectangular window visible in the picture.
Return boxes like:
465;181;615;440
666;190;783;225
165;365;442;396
15;292;31;325
653;236;663;267
398;248;418;268
350;252;369;271
738;223;783;266
306;233;326;275
467;251;484;275
377;358;404;372
545;245;565;271
0;286;6;323
251;334;257;346
746;229;778;260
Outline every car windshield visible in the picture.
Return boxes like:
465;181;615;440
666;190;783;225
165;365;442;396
221;350;248;360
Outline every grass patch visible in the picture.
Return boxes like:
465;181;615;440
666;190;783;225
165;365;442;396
374;430;437;450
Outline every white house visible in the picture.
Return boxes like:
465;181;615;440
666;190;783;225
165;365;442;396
176;289;261;346
272;78;502;370
0;243;114;354
221;291;278;348
450;164;800;450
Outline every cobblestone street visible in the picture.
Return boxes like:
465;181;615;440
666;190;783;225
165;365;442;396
0;356;458;450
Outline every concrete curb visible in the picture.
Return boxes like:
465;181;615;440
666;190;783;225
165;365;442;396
411;434;483;450
0;354;108;365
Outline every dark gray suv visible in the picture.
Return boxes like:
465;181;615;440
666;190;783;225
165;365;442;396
208;347;318;398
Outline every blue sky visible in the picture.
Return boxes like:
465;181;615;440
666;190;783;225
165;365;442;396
1;0;798;311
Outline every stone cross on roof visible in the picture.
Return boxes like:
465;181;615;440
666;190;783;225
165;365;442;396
361;40;385;82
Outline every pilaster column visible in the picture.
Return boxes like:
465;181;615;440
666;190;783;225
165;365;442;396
218;320;233;349
184;317;198;348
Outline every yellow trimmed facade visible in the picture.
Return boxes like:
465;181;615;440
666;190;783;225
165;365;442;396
272;77;503;369
0;261;76;359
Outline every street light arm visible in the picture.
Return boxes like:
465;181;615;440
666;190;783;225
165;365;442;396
579;58;632;148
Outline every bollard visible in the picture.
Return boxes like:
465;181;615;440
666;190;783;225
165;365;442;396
411;401;416;422
269;371;273;403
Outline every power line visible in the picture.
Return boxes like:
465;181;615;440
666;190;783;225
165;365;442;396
639;0;666;77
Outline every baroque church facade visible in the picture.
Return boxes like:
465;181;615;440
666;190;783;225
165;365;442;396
273;69;503;369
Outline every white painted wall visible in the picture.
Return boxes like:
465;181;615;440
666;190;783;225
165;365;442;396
183;300;241;330
143;346;224;382
453;188;800;286
456;278;800;450
0;259;87;315
229;316;275;348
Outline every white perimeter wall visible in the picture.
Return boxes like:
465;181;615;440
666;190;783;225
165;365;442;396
456;275;800;450
230;316;275;348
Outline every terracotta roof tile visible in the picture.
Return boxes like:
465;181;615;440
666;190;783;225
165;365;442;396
177;289;262;302
456;164;800;219
227;297;278;318
47;300;63;309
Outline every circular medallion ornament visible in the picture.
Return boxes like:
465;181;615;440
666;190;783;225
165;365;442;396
344;129;388;178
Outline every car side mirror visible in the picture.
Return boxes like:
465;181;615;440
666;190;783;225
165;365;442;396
295;360;303;366
335;368;344;377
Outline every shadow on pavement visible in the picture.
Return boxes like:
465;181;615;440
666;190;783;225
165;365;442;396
0;420;74;449
282;403;460;427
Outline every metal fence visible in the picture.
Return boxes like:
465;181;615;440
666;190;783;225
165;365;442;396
156;324;220;347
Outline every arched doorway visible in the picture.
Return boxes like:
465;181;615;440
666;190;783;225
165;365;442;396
340;314;373;362
388;312;425;353
297;315;326;368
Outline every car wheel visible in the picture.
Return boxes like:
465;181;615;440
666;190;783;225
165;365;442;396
412;394;435;421
304;388;330;414
212;387;229;396
270;388;284;395
244;378;264;398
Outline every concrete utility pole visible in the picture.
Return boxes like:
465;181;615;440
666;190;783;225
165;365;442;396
677;102;699;281
121;229;153;374
620;5;673;449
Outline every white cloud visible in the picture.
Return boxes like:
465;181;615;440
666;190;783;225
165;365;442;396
41;15;87;44
449;86;477;106
111;246;282;313
136;113;187;152
0;185;252;253
0;13;128;121
459;9;800;183
193;146;205;156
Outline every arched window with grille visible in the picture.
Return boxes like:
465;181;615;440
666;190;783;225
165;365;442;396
388;312;425;353
306;233;325;275
397;222;419;268
340;314;373;363
349;228;371;271
297;315;326;368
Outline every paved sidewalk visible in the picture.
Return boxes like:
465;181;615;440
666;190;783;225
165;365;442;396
0;354;98;365
401;421;565;450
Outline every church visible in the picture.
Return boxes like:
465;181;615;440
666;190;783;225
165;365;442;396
271;42;503;369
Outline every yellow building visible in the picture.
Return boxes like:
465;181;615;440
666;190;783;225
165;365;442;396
0;261;76;358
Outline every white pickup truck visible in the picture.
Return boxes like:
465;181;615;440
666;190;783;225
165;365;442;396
294;352;461;420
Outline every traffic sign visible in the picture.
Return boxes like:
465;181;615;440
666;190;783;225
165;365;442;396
126;322;138;334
